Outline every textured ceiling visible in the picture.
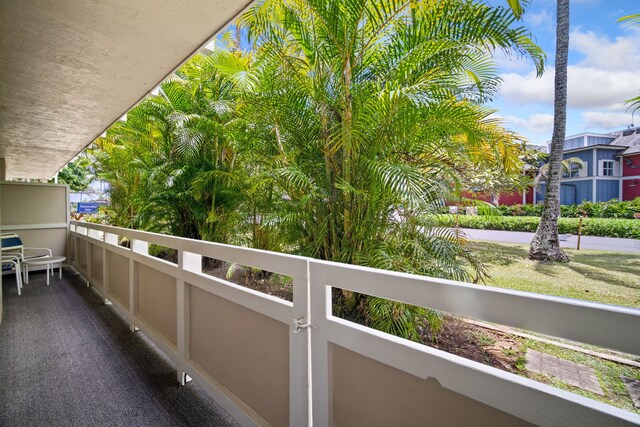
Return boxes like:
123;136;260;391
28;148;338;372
0;0;252;179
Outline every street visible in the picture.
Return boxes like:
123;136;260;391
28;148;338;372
460;228;640;254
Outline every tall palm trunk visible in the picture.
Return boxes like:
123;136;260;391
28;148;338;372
529;0;570;262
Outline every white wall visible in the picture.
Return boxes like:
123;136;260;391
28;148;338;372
0;181;70;257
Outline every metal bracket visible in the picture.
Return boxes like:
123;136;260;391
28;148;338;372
292;317;314;333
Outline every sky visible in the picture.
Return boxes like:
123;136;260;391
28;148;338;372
485;0;640;147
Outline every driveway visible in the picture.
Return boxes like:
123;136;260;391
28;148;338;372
460;228;640;254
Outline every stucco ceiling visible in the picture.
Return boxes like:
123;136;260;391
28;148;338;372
0;0;252;179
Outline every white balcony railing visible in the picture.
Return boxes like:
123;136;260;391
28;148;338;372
69;221;640;427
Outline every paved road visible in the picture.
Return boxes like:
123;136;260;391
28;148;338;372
460;228;640;254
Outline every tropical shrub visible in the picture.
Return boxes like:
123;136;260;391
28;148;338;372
235;0;543;337
92;0;544;340
434;215;640;239
495;198;640;219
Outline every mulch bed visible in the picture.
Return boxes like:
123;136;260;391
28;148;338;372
209;266;523;371
203;262;294;302
425;317;523;371
153;250;522;371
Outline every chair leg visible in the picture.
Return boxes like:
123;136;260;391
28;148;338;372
16;269;21;295
12;262;21;296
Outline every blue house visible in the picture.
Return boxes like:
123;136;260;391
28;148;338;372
536;127;640;205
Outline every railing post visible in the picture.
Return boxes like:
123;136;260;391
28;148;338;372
102;231;109;304
103;233;118;304
309;261;330;427
73;234;78;272
176;250;200;385
131;239;148;255
129;239;147;332
290;260;311;426
85;234;91;288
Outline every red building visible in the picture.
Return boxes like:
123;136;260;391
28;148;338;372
459;188;535;206
621;149;640;201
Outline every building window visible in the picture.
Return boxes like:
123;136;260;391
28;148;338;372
567;163;581;178
602;160;614;176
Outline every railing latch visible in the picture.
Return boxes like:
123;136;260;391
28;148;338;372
292;317;313;333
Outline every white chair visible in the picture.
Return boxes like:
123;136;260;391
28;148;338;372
2;254;23;295
1;233;52;282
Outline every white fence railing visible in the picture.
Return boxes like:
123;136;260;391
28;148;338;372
69;221;640;427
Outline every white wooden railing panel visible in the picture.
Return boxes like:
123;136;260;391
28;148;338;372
69;221;640;427
70;222;301;427
314;260;640;356
71;221;308;278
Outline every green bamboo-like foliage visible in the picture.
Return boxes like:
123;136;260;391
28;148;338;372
92;0;544;338
93;52;246;242
235;0;543;273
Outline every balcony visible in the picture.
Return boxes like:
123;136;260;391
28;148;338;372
3;216;638;426
0;270;237;426
1;2;640;425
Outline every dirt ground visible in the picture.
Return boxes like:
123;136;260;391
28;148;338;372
203;262;294;302
422;316;524;371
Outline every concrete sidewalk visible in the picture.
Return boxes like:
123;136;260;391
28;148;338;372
461;228;640;254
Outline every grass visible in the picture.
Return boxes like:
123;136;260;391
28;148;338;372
525;340;640;413
470;330;496;346
465;241;640;412
469;241;640;308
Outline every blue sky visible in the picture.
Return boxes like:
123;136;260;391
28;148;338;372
486;0;640;146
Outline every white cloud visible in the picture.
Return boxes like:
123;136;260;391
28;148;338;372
524;10;552;27
500;66;640;109
499;28;640;110
571;30;640;71
582;111;635;130
503;113;554;134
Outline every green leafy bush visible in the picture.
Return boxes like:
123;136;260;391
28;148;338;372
435;215;640;239
495;203;543;217
494;198;640;219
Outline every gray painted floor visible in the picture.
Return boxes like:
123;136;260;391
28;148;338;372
0;270;238;427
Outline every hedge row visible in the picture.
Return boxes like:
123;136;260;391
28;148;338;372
435;215;640;239
495;198;640;219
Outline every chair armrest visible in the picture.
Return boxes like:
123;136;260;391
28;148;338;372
1;255;21;270
23;247;53;258
2;250;24;260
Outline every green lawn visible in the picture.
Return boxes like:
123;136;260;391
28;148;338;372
469;241;640;309
468;241;640;412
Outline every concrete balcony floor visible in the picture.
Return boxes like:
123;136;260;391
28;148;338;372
0;270;238;427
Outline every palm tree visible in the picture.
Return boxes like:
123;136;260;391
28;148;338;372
236;0;544;331
237;0;543;271
93;51;244;242
53;156;94;193
534;156;585;185
91;0;545;339
529;0;571;262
